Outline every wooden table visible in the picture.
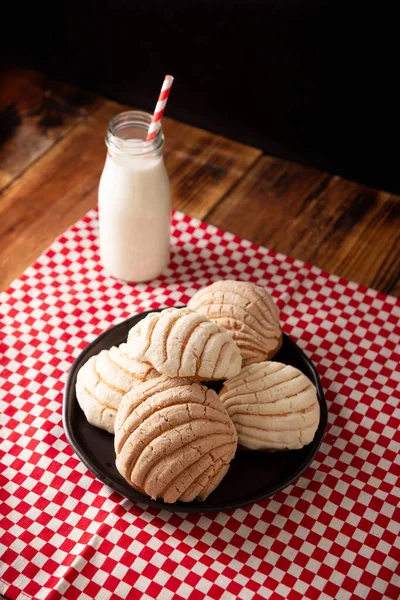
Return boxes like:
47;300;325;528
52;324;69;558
1;66;399;295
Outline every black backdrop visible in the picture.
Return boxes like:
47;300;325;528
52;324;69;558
2;0;399;193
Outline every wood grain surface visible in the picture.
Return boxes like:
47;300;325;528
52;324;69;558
207;156;400;294
0;66;98;191
0;66;398;295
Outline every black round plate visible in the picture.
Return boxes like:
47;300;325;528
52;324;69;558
63;308;327;513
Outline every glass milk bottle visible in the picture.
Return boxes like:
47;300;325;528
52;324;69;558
98;111;171;282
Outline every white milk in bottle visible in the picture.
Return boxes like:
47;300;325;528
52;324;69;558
98;111;170;282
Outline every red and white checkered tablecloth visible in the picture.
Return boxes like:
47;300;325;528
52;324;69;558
1;209;399;600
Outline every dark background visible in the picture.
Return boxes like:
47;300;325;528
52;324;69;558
2;0;399;193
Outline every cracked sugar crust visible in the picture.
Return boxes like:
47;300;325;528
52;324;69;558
75;343;159;434
114;375;238;503
126;307;242;380
219;361;320;451
187;280;283;364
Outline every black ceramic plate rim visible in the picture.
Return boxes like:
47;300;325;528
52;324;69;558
63;308;328;514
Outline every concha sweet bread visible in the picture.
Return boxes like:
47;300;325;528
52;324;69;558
126;307;242;380
75;343;158;434
187;280;282;365
114;375;238;502
219;361;320;450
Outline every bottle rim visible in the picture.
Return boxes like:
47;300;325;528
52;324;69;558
105;110;164;155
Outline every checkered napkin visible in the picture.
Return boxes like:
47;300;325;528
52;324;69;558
1;210;399;600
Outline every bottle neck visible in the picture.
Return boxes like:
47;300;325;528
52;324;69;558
105;110;164;159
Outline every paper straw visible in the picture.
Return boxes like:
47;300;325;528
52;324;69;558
146;75;174;140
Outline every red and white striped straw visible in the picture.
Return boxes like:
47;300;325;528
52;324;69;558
146;75;174;140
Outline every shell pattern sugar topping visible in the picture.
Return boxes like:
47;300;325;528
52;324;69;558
219;361;320;451
114;375;238;503
126;307;242;380
75;343;158;433
73;277;324;505
187;280;282;365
